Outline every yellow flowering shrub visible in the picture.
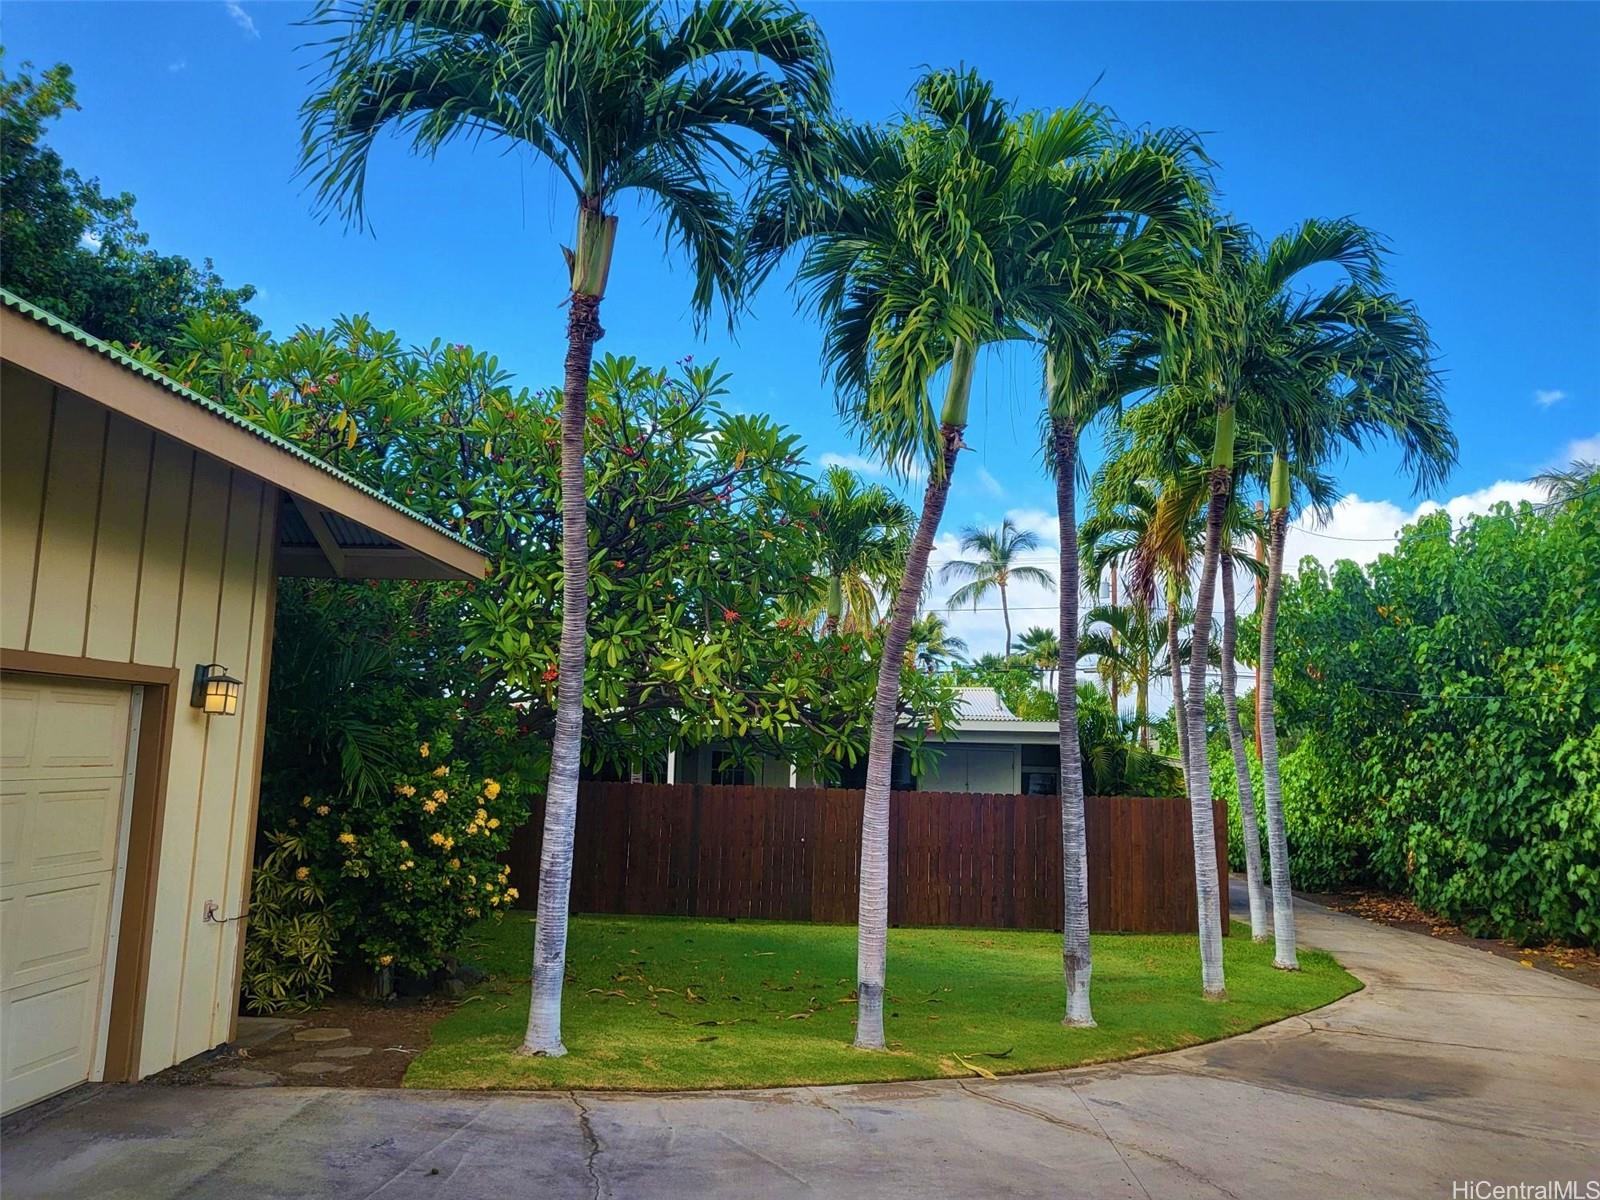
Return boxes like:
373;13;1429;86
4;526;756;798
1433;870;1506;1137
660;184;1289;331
247;732;525;983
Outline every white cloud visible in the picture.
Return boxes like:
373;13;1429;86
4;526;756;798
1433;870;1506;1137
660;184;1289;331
924;507;1069;659
1534;389;1567;408
224;1;258;37
973;466;1005;498
167;59;188;74
1561;433;1600;464
817;450;924;483
1281;479;1544;573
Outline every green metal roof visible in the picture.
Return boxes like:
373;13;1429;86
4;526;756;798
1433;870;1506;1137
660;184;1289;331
1;289;484;556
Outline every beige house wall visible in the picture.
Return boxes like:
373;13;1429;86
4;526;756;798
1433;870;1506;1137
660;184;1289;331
1;364;276;1077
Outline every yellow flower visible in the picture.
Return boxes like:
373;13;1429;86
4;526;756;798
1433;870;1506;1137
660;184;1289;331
337;832;356;846
301;796;312;808
474;807;488;823
483;779;501;800
295;866;310;881
419;742;430;758
467;874;477;886
489;894;502;907
505;887;520;901
423;800;438;814
466;906;479;918
399;839;409;849
466;823;480;836
432;789;448;802
430;832;446;846
448;858;461;870
487;818;500;830
443;836;455;850
396;783;416;798
379;954;394;967
400;860;414;871
433;765;449;777
315;805;330;817
485;883;495;893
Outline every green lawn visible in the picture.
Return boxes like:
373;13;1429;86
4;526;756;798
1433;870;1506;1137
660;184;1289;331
406;914;1359;1091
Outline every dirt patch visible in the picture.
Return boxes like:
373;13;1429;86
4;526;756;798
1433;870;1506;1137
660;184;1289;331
150;997;457;1089
1300;888;1600;990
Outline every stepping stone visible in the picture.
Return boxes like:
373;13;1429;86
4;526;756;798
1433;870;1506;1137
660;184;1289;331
211;1068;280;1088
315;1046;373;1059
292;1027;352;1043
287;1061;353;1076
234;1017;301;1049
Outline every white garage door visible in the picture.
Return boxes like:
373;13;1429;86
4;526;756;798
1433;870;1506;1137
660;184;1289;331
0;675;137;1114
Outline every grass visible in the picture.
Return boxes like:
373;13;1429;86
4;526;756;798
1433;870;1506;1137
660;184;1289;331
405;915;1359;1091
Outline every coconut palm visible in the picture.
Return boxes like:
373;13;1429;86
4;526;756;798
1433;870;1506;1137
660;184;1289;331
790;71;1146;1049
907;611;967;673
1248;280;1454;969
298;0;831;1057
1015;625;1060;689
940;519;1055;657
801;465;915;635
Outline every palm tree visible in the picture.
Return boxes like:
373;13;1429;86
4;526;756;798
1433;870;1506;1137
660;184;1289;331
1076;600;1206;742
1249;269;1454;969
298;0;831;1057
804;466;914;634
940;519;1055;657
790;71;1131;1050
1531;459;1599;507
1015;625;1060;689
907;612;966;673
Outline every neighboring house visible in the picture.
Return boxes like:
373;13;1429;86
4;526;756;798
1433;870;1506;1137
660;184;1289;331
0;293;488;1114
656;687;1061;795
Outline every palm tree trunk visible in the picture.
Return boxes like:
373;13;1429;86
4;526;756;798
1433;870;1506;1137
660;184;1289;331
1108;571;1119;718
1260;494;1298;969
522;210;615;1058
855;341;975;1050
1166;581;1188;790
1000;580;1012;658
824;574;843;636
1220;562;1269;941
1052;417;1094;1026
1182;407;1233;999
1137;676;1149;747
854;425;963;1048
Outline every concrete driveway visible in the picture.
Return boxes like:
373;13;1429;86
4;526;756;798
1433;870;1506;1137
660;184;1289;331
4;889;1597;1200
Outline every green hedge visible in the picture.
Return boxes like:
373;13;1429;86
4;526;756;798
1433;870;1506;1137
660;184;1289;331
1218;490;1600;946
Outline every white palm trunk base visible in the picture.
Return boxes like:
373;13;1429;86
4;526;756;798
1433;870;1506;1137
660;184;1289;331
1259;509;1299;970
1053;417;1094;1028
1183;469;1231;1000
855;426;964;1049
1220;566;1269;941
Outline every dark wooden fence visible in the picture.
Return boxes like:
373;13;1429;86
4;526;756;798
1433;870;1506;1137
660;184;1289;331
506;784;1229;934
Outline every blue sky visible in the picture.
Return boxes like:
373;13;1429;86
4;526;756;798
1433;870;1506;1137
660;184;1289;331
5;0;1597;655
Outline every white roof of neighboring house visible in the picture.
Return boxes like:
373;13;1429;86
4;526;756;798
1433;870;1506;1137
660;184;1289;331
947;687;1058;738
955;687;1019;721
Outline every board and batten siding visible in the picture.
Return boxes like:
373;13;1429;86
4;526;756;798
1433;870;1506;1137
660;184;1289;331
1;363;277;1077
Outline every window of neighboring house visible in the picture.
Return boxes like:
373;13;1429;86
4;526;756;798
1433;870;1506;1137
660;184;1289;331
710;749;756;785
1020;743;1060;795
832;746;915;790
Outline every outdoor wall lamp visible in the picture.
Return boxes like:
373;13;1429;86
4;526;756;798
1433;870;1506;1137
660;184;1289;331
191;663;242;716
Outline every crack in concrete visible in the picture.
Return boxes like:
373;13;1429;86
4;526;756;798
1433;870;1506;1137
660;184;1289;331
569;1093;605;1200
953;1080;1101;1139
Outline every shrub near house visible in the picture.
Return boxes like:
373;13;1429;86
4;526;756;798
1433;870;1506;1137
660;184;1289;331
244;735;524;1012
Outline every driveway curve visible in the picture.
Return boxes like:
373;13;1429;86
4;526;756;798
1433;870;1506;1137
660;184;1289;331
4;888;1596;1200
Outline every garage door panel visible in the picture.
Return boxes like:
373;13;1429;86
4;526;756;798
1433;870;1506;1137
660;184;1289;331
0;674;133;1115
1;875;115;988
0;970;103;1114
0;690;38;770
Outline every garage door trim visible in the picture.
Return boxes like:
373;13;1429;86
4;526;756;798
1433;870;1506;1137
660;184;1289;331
0;649;178;1084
